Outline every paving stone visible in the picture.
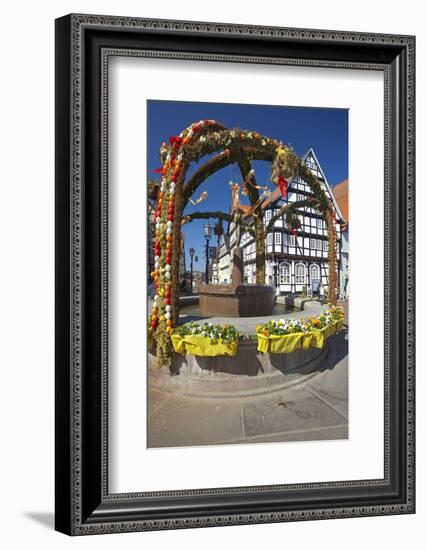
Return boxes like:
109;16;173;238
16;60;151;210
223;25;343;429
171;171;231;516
148;396;243;448
307;362;348;419
243;388;347;438
306;331;349;419
147;388;171;416
236;424;348;444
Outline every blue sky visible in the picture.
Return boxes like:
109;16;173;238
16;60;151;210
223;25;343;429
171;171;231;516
147;100;348;270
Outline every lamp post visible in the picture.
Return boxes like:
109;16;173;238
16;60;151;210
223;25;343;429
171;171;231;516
189;247;195;294
203;223;213;283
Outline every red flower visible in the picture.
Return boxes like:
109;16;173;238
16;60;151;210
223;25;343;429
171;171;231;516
169;136;183;148
291;228;297;236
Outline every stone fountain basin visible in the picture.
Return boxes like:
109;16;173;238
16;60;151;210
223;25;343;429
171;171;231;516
148;338;329;398
199;283;275;317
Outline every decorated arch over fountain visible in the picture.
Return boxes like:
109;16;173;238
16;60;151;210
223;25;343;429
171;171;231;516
150;120;339;367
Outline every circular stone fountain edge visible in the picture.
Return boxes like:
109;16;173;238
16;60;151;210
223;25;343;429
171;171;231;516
148;339;330;399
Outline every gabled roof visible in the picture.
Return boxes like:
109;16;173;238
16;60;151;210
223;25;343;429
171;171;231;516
302;148;346;223
224;147;346;233
332;179;349;223
264;147;346;223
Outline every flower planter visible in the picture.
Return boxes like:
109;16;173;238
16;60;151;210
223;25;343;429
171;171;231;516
171;333;238;357
310;324;336;349
257;332;312;354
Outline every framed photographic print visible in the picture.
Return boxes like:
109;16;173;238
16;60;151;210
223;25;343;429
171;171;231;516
55;14;415;535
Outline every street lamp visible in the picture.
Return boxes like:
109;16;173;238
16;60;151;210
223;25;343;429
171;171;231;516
189;247;195;294
203;222;213;283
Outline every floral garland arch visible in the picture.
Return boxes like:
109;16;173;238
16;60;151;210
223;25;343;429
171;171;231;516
149;120;338;367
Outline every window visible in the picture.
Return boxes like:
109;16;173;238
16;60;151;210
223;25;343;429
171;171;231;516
265;210;272;221
323;240;328;252
289;235;296;247
267;233;273;245
279;262;291;284
310;264;320;282
310;238;323;251
295;263;307;284
275;232;282;245
274;208;281;218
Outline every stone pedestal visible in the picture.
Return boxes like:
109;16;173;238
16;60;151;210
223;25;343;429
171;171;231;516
199;283;275;317
199;247;275;316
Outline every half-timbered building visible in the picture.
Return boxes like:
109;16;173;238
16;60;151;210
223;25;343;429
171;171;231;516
214;148;346;296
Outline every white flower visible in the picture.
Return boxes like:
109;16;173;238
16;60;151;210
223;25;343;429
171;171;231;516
165;264;171;271
166;220;173;228
165;271;171;279
165;305;171;312
165;312;171;320
166;227;172;235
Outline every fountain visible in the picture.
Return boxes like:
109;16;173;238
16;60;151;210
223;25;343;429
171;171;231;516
198;247;276;317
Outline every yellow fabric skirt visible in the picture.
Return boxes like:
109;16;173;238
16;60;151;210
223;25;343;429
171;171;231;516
310;324;336;349
257;332;312;354
334;319;344;332
171;334;238;357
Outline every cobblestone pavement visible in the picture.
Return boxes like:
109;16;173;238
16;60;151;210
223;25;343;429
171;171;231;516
148;303;349;449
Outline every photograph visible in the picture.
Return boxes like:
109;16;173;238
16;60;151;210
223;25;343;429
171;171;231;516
52;12;415;537
147;100;349;448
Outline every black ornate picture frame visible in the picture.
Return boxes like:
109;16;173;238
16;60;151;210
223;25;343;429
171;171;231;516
55;14;415;535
